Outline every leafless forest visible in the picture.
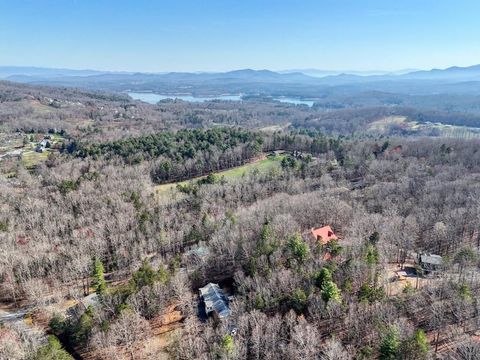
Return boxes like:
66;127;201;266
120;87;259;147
1;81;480;359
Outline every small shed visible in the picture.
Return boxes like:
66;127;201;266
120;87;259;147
199;283;231;319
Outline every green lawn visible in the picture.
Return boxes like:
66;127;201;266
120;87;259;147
21;150;50;168
155;155;283;195
216;156;282;178
0;132;66;170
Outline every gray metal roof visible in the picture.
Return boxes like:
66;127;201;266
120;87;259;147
199;283;231;318
185;246;209;258
420;253;443;266
80;293;101;311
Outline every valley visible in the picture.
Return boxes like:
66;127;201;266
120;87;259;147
4;1;480;358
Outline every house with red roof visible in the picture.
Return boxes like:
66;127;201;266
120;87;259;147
311;225;340;261
311;225;338;245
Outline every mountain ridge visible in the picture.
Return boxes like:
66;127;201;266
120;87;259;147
3;64;480;82
4;64;480;98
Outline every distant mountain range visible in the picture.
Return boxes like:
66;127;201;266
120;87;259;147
402;64;480;80
0;66;113;79
279;68;419;77
2;64;480;82
3;64;480;98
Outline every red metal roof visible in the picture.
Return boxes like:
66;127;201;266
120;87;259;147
311;225;338;245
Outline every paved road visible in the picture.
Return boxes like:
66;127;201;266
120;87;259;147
0;307;47;345
0;308;28;322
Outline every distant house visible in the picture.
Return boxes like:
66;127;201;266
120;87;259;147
185;246;209;260
311;225;338;245
387;145;403;156
68;293;101;318
419;253;444;275
35;145;44;153
199;283;231;319
39;139;50;147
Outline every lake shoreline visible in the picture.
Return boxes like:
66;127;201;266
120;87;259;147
127;92;316;107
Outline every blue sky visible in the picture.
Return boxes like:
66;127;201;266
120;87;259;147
1;0;479;72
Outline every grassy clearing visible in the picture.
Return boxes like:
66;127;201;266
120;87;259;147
367;116;480;138
367;116;408;133
259;123;291;133
21;150;50;168
1;132;66;170
155;155;283;195
216;156;282;178
27;99;54;114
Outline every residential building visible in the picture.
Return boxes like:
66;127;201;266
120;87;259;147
311;225;338;245
199;283;231;319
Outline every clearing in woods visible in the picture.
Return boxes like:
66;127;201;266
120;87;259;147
367;116;480;138
155;154;284;195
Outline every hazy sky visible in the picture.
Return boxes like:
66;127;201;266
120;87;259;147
1;0;480;72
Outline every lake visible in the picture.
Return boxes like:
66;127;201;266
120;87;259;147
274;97;315;107
127;92;315;107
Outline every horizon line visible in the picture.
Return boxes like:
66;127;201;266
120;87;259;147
0;63;479;75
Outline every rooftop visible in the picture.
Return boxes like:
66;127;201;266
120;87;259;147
420;253;443;266
199;283;231;318
311;225;338;245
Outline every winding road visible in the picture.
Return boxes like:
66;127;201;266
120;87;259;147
0;307;47;345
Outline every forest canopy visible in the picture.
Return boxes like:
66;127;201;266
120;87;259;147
1;81;480;360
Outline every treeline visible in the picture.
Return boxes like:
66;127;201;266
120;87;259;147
2;136;480;359
5;80;480;147
69;128;264;183
292;106;480;134
266;129;345;157
406;108;480;128
172;137;480;360
71;127;347;183
291;107;401;134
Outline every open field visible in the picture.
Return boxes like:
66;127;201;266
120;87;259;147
367;116;408;133
0;132;65;170
259;123;291;133
155;154;283;195
27;99;55;114
367;116;480;138
21;149;50;168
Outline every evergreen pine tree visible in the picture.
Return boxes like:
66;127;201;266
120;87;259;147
379;326;400;360
92;257;106;295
